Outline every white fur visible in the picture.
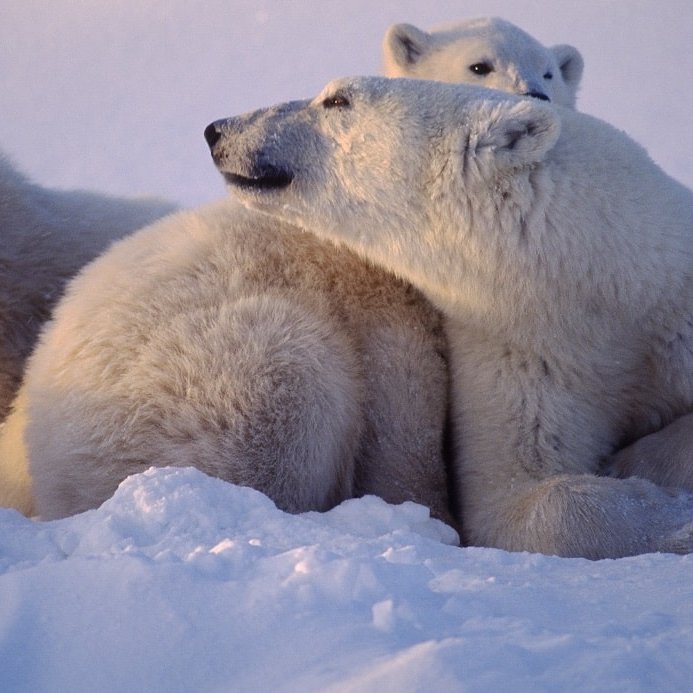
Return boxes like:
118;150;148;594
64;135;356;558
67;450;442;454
383;17;583;108
1;200;453;524
211;76;693;558
0;20;583;520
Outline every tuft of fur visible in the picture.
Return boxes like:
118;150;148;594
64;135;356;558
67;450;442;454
211;76;693;558
383;17;583;108
0;200;453;526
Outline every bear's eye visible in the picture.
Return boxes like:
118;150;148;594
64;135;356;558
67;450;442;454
543;71;553;80
322;92;351;109
469;62;494;76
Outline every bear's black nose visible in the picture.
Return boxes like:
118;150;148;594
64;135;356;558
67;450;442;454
204;123;222;149
525;91;550;102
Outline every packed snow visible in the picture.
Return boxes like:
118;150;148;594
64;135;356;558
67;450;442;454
1;2;692;691
2;467;692;692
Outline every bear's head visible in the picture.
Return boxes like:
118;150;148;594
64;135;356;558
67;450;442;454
205;76;561;308
383;18;583;108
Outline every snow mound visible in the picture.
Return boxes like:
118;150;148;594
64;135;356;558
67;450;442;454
0;467;690;692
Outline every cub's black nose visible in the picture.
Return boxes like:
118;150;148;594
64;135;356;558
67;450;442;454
525;91;550;102
204;122;222;149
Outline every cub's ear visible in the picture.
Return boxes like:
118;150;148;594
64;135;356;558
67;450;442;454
551;44;584;91
382;23;432;74
470;98;561;169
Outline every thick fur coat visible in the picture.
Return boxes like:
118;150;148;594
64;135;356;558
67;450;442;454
0;200;452;524
0;17;580;521
0;153;175;424
208;76;693;558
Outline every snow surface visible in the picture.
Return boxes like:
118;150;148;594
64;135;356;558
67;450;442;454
2;467;692;693
1;2;693;691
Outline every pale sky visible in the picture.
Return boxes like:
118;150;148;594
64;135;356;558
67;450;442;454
1;0;691;206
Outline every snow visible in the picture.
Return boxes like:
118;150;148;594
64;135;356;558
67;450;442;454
2;468;691;692
1;2;692;690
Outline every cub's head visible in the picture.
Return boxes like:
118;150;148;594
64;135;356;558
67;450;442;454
383;17;583;108
205;77;560;300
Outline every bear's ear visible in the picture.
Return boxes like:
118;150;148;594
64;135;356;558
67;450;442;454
383;23;432;73
470;98;561;169
550;45;584;90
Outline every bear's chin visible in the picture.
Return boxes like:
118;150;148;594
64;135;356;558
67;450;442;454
224;170;294;191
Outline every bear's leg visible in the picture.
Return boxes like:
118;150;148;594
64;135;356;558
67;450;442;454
27;293;364;519
606;413;693;491
353;322;457;532
466;473;693;558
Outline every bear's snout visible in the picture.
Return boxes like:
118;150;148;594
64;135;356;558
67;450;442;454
205;119;295;191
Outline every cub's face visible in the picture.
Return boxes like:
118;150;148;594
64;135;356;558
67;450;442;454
383;19;583;108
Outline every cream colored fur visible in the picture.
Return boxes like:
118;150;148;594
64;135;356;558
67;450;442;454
0;17;577;520
1;200;452;524
209;77;693;558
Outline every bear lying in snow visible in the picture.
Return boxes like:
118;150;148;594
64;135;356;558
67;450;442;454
207;76;693;559
0;200;453;524
383;17;583;108
0;17;582;522
0;153;176;425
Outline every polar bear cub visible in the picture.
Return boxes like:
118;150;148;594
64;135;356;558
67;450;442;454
383;17;583;107
207;76;693;559
0;152;176;424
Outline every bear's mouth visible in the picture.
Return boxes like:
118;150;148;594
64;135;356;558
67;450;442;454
224;167;294;191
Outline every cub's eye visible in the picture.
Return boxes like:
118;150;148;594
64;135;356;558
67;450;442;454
543;71;553;80
469;62;493;76
322;92;351;109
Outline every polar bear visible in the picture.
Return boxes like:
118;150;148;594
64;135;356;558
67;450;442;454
0;18;576;520
206;76;693;558
0;198;453;525
0;17;585;520
384;18;692;496
0;152;176;424
383;17;583;108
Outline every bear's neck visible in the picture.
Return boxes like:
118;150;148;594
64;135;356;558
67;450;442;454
424;163;690;349
438;262;659;360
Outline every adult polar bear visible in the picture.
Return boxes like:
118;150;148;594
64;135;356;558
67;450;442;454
0;17;580;521
383;17;583;107
207;77;693;559
0;153;176;424
384;18;689;499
